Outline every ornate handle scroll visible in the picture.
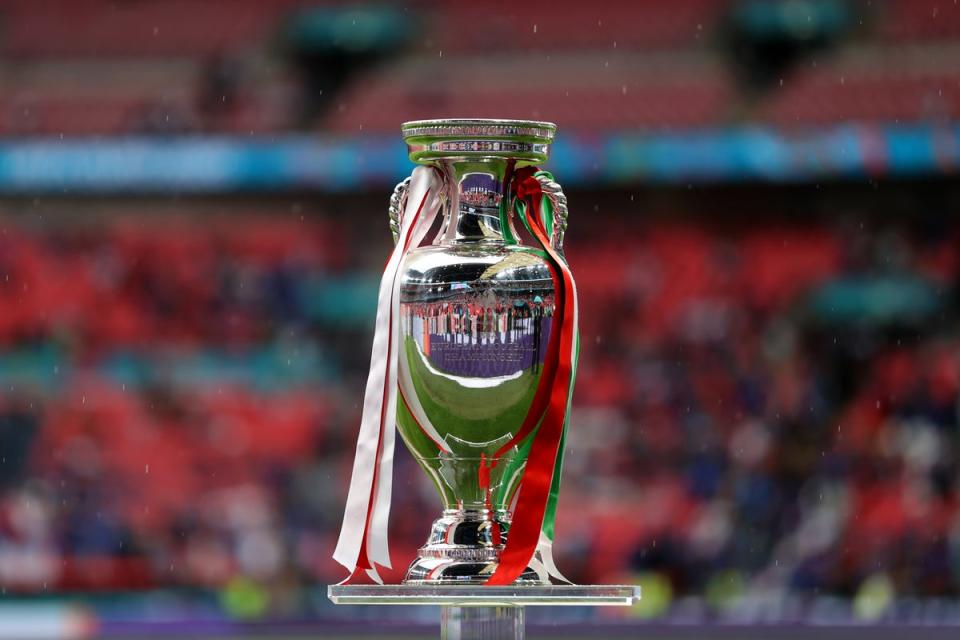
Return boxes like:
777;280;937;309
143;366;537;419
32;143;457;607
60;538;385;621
388;176;411;245
535;173;569;255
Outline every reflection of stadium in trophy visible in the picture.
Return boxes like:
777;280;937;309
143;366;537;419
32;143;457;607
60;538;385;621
399;252;555;379
460;186;502;209
457;172;504;231
401;294;553;379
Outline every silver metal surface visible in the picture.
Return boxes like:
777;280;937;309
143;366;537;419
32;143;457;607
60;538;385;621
404;509;544;585
388;176;411;243
402;119;556;142
327;584;641;606
535;174;568;253
401;118;556;163
406;139;550;157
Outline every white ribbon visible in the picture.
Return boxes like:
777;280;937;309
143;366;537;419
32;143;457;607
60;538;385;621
537;533;572;584
333;166;444;582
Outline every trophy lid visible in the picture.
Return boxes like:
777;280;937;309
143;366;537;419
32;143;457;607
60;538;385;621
401;118;556;165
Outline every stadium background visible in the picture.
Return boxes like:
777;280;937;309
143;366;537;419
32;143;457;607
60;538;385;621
2;0;960;637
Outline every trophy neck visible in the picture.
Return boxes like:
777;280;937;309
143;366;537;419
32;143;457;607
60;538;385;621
437;159;518;246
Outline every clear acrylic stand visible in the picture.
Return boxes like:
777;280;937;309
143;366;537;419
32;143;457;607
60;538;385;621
328;584;641;639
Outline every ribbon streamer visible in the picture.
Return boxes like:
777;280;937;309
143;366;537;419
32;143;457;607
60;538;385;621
487;167;579;585
333;166;443;582
534;170;579;585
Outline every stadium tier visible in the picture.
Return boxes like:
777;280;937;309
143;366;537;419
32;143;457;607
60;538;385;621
761;43;960;126
1;1;960;135
0;0;303;57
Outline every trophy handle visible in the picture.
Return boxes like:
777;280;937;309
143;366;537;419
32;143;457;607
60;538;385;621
534;172;569;255
388;176;411;245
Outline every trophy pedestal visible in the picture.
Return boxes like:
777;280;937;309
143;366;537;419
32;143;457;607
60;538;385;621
327;584;640;640
404;509;545;585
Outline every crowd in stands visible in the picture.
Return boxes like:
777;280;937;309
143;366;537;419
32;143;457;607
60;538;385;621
0;208;958;609
564;213;960;602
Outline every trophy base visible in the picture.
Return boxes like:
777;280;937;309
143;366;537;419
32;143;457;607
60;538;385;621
403;509;547;585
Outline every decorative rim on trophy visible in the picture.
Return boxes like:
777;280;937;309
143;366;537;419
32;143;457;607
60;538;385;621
334;118;579;586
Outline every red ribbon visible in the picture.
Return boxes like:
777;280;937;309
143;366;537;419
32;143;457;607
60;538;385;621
486;167;577;585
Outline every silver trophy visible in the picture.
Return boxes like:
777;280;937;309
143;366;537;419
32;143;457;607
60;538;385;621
390;119;569;584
